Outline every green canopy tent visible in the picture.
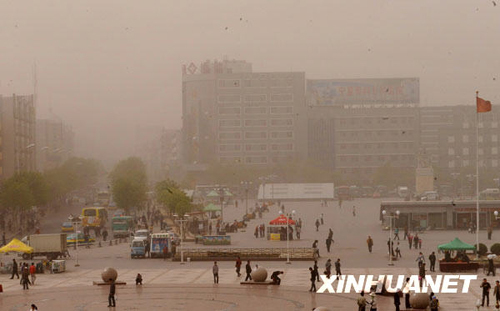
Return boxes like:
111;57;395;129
206;190;219;197
437;238;476;251
203;203;221;212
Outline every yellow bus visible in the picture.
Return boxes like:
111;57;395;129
81;207;108;228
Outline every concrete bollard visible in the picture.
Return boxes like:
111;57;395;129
98;241;102;247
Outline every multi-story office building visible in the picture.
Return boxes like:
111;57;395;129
435;105;500;172
182;59;307;168
36;118;74;172
307;78;420;182
419;106;454;165
0;94;36;179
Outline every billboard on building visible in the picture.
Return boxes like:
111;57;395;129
307;78;419;106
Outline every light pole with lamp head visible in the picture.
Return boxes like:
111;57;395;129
174;213;189;265
68;214;83;267
279;209;296;264
241;181;252;216
382;209;400;266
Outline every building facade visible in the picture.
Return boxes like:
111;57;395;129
182;59;307;168
307;78;420;182
0;94;36;179
36;118;74;172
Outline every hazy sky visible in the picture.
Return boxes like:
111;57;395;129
1;0;499;163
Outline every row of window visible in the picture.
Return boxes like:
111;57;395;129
448;135;499;143
218;79;293;89
219;143;294;152
448;147;498;156
218;94;294;103
219;106;294;115
448;159;498;168
337;154;415;162
219;119;293;128
219;155;293;164
338;130;413;138
339;142;414;150
338;117;415;126
219;131;294;140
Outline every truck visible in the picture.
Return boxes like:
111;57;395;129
111;216;134;238
150;232;171;258
25;233;68;260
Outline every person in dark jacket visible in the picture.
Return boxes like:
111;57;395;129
394;289;401;311
309;267;317;292
135;273;143;285
481;278;492;307
245;260;252;281
108;279;116;307
428;252;436;272
10;258;19;279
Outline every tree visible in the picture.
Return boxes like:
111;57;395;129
110;157;148;213
156;179;195;215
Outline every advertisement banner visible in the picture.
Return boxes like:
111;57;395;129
307;78;419;106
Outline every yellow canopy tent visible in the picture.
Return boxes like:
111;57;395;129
0;238;33;253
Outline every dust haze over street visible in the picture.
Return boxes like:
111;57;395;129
1;1;500;311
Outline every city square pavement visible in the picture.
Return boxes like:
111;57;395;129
1;198;496;309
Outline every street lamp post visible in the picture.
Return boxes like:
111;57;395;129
174;213;189;265
217;187;225;223
68;214;83;267
382;209;400;266
494;211;500;220
241;181;252;216
280;209;296;264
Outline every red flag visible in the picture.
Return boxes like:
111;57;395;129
477;96;492;113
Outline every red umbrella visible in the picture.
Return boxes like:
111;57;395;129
269;215;296;226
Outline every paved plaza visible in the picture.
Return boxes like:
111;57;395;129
1;198;497;309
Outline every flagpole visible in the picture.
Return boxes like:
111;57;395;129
475;91;480;259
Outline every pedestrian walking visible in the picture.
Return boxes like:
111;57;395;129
309;267;317;292
488;258;496;276
356;291;367;311
368;292;377;311
315;219;320;231
416;252;425;268
335;258;342;280
419;263;426;287
413;234;419;249
21;266;30;290
313;260;320;282
393;228;400;240
245;260;252;281
254;226;259;238
10;258;19;279
235;256;242;277
403;226;408;240
481;278;492;307
408;234;413;250
108;279;116;307
29;262;36;285
213;261;219;284
418;238;422;249
135;273;143;285
493;280;500;306
352;206;356;217
488;226;493;240
313;240;320;258
429;252;436;272
296;225;301;239
394;289;402;311
367;236;374;253
163;245;168;261
328;228;333;239
325;259;332;279
404;277;411;309
326;236;333;253
395;243;402;258
320;213;324;225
